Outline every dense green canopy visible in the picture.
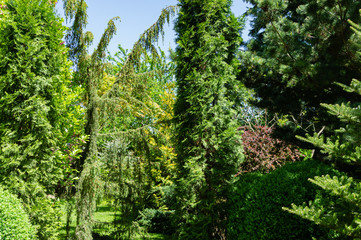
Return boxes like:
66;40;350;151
173;0;244;238
240;0;361;141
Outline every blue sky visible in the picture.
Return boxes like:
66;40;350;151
56;1;251;56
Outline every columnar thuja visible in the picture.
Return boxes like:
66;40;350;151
173;0;244;239
0;0;68;238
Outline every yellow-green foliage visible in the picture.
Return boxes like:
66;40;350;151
148;81;177;209
0;0;70;239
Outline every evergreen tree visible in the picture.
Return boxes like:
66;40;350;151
173;0;244;239
100;47;177;238
284;16;361;238
0;0;67;238
240;0;361;143
284;79;361;239
62;1;177;238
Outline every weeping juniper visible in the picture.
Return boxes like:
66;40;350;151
62;1;177;238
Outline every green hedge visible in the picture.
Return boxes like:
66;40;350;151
0;186;36;240
227;160;345;240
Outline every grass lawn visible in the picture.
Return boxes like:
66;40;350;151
59;200;167;239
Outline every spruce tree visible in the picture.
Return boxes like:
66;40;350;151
284;79;361;239
174;0;243;239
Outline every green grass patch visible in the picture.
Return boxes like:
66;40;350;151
135;233;167;240
59;200;115;239
58;200;168;239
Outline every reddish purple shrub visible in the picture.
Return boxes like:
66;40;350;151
237;125;302;175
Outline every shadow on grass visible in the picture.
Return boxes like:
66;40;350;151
59;225;75;240
92;232;113;240
96;205;113;213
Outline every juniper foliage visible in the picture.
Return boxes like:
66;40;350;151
62;1;177;238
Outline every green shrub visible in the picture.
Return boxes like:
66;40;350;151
138;208;175;235
0;186;36;240
27;196;62;240
227;160;346;240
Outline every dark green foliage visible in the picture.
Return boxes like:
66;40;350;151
139;208;175;235
0;186;36;240
240;0;361;143
286;174;361;239
0;0;67;238
297;78;361;168
285;76;361;237
227;160;345;240
173;0;244;238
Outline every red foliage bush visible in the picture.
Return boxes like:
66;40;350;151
237;125;302;175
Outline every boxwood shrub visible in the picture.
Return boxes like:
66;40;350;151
0;186;36;240
227;160;346;240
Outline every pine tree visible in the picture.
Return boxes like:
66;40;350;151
173;0;244;239
240;0;361;143
284;15;361;238
0;0;68;238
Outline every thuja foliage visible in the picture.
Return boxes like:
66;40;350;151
285;78;361;238
0;0;68;238
173;0;244;238
238;125;302;174
240;0;361;142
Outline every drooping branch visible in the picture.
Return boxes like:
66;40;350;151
100;5;178;113
115;6;178;78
